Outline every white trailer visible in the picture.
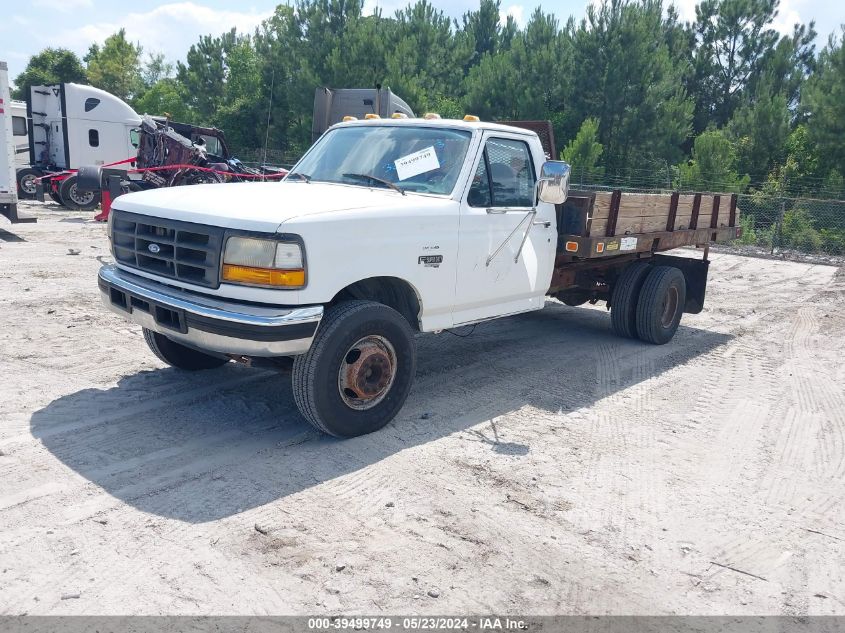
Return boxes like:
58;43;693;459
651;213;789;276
1;61;34;223
18;83;142;208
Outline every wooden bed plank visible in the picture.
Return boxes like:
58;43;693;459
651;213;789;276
582;191;738;237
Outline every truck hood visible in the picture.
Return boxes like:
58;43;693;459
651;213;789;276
112;181;446;232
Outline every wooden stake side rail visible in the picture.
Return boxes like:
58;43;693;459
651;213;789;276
556;189;741;260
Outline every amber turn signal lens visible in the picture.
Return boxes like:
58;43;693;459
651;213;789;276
222;264;305;287
565;241;578;252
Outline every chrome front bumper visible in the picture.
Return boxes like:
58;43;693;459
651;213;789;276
98;265;323;357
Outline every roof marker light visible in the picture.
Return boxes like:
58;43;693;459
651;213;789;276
342;115;358;122
364;113;381;120
463;114;480;122
423;113;441;120
391;112;408;119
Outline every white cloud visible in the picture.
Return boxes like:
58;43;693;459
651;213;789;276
362;0;415;17
672;0;805;34
32;0;93;13
672;0;697;22
363;0;493;20
771;0;806;36
500;4;525;27
49;2;271;63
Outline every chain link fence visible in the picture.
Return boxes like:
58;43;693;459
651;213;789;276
230;148;300;170
734;194;845;255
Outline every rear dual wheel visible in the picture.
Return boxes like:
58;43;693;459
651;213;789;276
59;175;100;211
636;266;686;344
610;263;686;345
610;261;650;339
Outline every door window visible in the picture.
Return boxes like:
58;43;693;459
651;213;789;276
467;154;492;207
12;116;27;136
467;137;535;208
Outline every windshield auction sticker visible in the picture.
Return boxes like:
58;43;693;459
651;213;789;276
394;146;440;180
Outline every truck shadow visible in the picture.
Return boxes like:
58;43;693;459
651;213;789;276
30;301;731;523
0;227;26;242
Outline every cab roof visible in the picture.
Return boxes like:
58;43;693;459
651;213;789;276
328;116;539;138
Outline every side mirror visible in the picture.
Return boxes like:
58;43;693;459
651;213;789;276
537;160;570;205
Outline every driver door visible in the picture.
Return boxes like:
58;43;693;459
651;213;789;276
452;135;556;325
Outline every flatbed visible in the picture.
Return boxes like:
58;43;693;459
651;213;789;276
548;189;741;311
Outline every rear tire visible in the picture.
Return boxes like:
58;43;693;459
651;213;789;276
142;328;229;370
59;175;100;211
48;185;63;205
610;261;650;339
635;266;686;345
16;167;42;199
292;300;416;438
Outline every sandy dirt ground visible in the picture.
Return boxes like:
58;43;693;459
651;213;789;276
0;201;843;616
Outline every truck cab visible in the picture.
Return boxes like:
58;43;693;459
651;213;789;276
98;116;735;438
16;83;142;207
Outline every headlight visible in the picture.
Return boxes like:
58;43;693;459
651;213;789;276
222;237;305;288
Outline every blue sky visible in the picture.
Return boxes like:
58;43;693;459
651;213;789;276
1;0;842;88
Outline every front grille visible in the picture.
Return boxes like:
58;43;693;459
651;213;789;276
111;210;224;288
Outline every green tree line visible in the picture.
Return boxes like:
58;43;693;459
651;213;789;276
10;0;845;203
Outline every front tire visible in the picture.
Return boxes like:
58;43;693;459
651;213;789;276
635;266;686;345
16;167;42;199
292;301;416;438
142;328;229;370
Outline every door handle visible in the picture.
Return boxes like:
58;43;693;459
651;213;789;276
533;220;551;228
486;207;532;214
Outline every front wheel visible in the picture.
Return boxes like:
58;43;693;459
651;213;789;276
142;329;229;370
292;301;416;438
16;168;42;199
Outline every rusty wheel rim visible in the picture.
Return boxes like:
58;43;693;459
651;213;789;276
337;335;397;410
661;286;679;328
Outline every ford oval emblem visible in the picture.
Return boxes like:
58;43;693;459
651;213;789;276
148;243;161;254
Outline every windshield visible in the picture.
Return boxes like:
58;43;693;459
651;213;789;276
288;125;473;195
198;134;222;156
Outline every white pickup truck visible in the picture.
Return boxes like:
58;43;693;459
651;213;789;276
98;116;740;437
